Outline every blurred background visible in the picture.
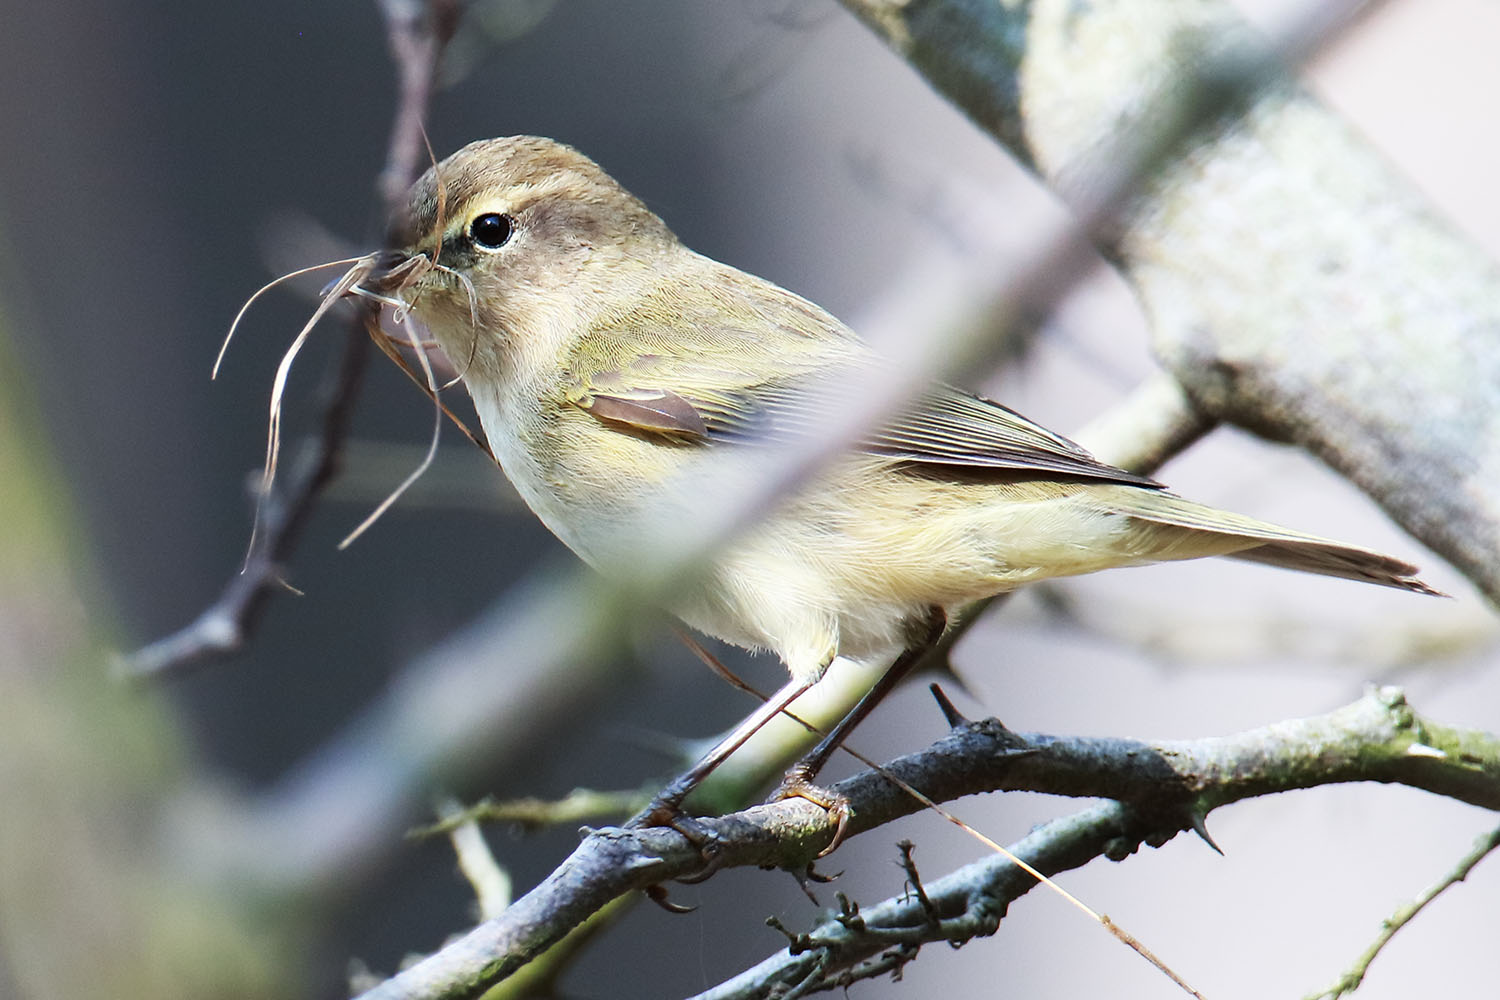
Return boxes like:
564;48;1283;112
0;1;1496;998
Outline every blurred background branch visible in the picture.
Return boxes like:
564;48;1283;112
843;0;1500;606
0;307;292;998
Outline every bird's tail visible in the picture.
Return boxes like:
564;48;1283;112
1112;491;1442;596
1226;540;1441;594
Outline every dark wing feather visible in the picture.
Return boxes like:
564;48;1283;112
864;385;1161;485
565;283;1157;488
582;388;709;440
579;366;1159;488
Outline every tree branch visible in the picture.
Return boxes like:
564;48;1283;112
691;803;1140;1000
352;687;1500;1000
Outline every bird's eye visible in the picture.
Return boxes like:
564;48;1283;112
469;212;514;250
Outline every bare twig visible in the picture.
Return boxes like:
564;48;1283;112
691;803;1152;1000
658;661;1208;998
121;0;460;680
119;324;371;679
378;0;462;212
1306;823;1500;1000
435;797;513;921
411;788;649;838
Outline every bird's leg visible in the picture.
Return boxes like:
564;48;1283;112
768;607;947;855
627;676;813;832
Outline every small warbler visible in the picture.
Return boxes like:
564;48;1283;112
373;136;1434;842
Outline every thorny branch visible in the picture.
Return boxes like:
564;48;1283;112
354;688;1500;1000
119;0;460;680
694;805;1140;1000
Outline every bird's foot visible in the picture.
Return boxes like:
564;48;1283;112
626;793;727;889
768;765;852;858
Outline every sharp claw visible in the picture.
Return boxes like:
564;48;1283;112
644;883;696;914
816;800;852;858
804;861;841;883
658;809;727;884
675;838;726;884
769;771;855;857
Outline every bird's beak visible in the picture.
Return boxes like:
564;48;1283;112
371;248;430;294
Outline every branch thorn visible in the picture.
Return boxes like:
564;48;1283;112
928;683;970;728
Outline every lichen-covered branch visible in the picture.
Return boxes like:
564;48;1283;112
352;688;1500;1000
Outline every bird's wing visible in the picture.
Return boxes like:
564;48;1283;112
567;334;1160;488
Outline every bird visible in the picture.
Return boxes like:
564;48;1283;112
370;135;1435;845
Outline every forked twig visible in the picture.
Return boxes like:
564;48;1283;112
120;0;459;680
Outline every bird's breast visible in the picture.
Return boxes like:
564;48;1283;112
468;374;691;570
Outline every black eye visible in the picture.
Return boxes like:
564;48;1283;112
469;212;514;249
